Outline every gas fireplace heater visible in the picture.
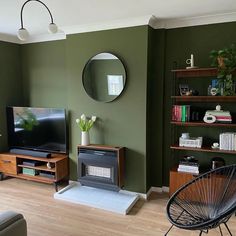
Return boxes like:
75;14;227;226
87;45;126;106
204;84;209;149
78;145;124;191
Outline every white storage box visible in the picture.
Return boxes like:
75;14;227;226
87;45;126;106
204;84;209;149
179;137;203;148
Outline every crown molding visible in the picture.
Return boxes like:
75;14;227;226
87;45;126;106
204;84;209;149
62;15;153;35
153;12;236;29
1;12;236;44
18;30;66;44
0;34;20;44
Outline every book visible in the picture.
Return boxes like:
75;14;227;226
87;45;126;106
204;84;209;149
177;167;199;174
22;168;39;176
39;171;55;179
172;105;191;122
22;160;42;167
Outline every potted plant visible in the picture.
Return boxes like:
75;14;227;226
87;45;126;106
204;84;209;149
210;44;236;95
76;114;96;145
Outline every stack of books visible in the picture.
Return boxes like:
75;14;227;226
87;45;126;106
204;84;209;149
172;105;191;122
219;132;236;150
177;157;199;174
205;110;232;123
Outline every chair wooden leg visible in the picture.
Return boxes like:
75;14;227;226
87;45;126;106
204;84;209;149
219;225;223;236
224;222;233;236
164;224;174;236
199;231;203;236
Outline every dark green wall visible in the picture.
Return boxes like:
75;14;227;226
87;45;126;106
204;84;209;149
21;40;67;108
21;26;149;193
161;22;236;186
147;28;165;188
66;26;148;193
0;41;22;152
3;21;236;192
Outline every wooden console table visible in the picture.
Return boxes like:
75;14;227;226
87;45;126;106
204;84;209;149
0;152;69;191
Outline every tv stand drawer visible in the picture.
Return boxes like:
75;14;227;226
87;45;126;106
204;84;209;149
0;154;17;175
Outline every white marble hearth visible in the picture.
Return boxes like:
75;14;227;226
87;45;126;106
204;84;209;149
54;182;139;215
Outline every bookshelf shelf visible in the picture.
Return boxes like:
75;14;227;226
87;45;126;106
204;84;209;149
17;164;56;172
170;121;236;127
171;96;236;102
170;144;236;154
171;67;217;78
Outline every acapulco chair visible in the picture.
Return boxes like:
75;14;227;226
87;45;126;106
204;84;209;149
165;164;236;236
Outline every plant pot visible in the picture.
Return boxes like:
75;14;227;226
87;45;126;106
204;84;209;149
81;131;90;146
217;56;226;69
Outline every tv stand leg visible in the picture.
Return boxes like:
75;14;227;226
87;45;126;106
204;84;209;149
0;173;4;181
54;182;58;192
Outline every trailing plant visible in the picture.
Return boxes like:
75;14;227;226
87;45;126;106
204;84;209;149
210;44;236;95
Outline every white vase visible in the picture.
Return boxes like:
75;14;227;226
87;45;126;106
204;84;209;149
81;131;90;145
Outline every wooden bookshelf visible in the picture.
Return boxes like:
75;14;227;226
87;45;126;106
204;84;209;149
170;67;236;196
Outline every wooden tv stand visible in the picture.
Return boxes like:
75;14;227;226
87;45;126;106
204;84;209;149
0;152;69;191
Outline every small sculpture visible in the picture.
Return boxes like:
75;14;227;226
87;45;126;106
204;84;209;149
186;54;198;69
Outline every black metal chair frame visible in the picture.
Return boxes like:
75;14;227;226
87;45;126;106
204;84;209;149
165;164;236;236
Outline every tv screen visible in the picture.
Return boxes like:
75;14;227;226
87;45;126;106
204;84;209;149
6;106;68;154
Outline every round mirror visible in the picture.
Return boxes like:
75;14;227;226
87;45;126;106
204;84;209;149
82;52;126;102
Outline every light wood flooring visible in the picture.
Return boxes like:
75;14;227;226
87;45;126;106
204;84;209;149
0;178;235;236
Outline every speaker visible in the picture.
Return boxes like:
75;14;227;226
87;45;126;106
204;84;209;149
9;149;51;158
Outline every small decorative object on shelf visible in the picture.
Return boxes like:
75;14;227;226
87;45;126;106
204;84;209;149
211;157;225;169
186;54;198;69
211;142;219;149
210;44;236;96
76;114;96;146
179;84;190;96
179;84;199;96
203;105;232;124
46;162;55;169
179;134;202;148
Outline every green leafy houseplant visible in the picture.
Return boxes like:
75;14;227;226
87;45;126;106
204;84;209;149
210;44;236;95
76;114;96;132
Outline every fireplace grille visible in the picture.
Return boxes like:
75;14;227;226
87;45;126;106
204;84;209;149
86;165;111;179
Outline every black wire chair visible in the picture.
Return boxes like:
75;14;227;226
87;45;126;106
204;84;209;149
165;164;236;236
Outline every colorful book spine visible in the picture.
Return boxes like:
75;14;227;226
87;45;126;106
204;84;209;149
172;105;190;122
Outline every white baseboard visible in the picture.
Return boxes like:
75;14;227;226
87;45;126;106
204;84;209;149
147;186;169;194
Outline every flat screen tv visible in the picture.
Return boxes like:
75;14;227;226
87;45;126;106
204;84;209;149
6;106;68;154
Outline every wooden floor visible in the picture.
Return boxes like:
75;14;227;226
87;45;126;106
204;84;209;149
0;178;235;236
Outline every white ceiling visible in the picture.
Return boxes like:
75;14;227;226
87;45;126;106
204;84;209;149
1;0;236;43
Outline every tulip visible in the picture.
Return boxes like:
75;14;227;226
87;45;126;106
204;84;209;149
91;116;96;122
76;114;97;131
81;114;86;120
